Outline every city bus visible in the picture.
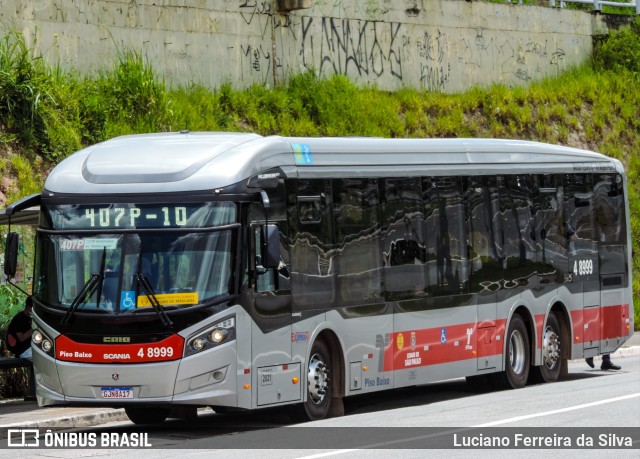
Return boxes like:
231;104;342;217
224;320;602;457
2;132;633;424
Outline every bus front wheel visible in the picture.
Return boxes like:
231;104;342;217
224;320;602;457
505;314;530;388
125;406;169;425
301;338;332;421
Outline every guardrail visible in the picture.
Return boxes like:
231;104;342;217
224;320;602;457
551;0;639;14
506;0;638;14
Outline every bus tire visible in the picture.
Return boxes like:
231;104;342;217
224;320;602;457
494;314;530;389
125;406;170;425
532;312;563;383
301;338;332;421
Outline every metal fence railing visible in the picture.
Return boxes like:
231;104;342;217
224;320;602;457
506;0;638;14
550;0;639;14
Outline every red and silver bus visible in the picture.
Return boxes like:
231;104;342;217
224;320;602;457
2;133;633;424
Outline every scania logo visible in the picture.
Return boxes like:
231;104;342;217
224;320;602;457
103;337;131;343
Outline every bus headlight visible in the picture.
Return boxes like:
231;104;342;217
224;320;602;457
33;330;44;345
41;339;53;353
192;338;205;351
186;316;236;357
209;328;227;343
32;329;54;354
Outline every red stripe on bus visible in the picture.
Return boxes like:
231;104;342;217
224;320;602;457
384;304;629;371
602;304;630;339
383;320;507;371
570;304;630;345
55;334;184;364
535;314;545;349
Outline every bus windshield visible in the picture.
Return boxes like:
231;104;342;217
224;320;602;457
34;202;238;312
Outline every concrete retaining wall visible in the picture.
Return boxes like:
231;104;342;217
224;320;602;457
0;0;608;92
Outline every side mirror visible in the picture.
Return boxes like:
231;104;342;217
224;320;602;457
4;232;19;278
262;224;281;269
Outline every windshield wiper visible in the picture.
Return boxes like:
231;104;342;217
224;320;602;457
62;248;107;327
135;256;173;328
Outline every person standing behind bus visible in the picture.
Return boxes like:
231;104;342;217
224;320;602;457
585;355;621;370
5;296;36;401
6;297;33;361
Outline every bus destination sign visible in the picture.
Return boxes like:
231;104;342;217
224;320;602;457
47;202;236;229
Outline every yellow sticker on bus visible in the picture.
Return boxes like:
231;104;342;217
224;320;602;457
137;292;199;307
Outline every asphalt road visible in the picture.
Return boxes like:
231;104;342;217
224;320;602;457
1;355;638;459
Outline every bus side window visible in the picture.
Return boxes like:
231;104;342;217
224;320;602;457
381;177;426;300
287;179;335;307
466;176;502;295
332;178;382;304
565;174;596;256
424;176;467;296
595;173;627;276
535;175;567;277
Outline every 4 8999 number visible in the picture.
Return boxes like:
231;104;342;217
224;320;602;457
573;259;594;276
137;347;174;359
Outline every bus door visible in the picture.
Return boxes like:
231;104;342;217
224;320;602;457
247;200;296;406
594;174;629;354
331;178;389;391
287;179;337;353
565;174;600;353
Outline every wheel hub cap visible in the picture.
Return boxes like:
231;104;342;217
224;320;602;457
307;353;329;404
542;326;560;369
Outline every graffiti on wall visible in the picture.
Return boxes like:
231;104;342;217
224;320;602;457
307;17;403;80
234;1;576;91
239;0;273;27
417;29;450;92
3;0;589;93
238;1;276;85
314;0;392;21
460;28;567;84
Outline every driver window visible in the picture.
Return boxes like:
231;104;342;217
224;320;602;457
254;225;276;292
250;221;290;294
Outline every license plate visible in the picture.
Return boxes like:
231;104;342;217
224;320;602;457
101;387;133;399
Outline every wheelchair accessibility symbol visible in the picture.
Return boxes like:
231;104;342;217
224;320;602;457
120;291;136;310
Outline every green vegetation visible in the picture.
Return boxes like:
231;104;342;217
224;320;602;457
0;18;639;338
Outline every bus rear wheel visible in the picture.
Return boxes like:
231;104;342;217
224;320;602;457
532;312;563;383
301;338;332;421
125;406;170;425
493;314;530;389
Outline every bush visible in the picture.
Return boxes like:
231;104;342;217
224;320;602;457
0;32;52;155
99;49;171;135
593;18;640;73
0;285;25;330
